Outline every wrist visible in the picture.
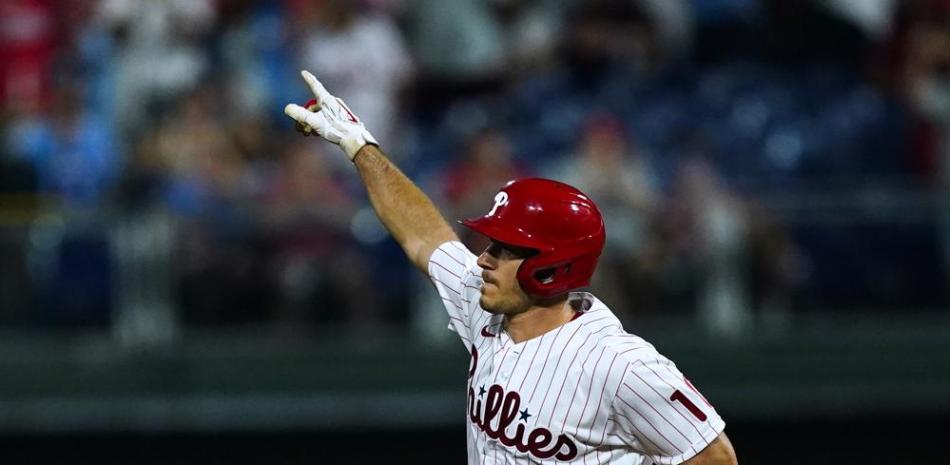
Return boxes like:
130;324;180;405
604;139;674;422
351;143;379;163
341;129;379;161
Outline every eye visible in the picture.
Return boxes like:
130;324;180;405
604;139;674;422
485;241;535;259
483;242;505;257
500;245;519;258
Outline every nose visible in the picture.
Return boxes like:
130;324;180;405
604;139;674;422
476;250;495;270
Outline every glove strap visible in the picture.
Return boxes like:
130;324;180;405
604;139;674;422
341;129;378;161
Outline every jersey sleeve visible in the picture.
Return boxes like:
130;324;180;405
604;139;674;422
611;354;725;465
427;241;483;346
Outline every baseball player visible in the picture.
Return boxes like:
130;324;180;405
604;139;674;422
285;70;738;465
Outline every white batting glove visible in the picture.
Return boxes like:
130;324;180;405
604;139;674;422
284;70;378;160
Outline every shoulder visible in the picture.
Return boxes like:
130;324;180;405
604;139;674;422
564;294;657;374
581;310;663;376
568;293;657;360
598;332;660;365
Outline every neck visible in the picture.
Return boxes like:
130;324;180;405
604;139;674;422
504;296;574;344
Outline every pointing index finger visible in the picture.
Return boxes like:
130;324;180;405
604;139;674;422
301;70;334;107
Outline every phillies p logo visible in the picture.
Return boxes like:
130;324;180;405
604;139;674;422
488;192;509;217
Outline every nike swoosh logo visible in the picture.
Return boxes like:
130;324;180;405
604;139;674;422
481;325;495;337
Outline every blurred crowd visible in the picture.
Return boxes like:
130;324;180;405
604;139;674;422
1;0;949;336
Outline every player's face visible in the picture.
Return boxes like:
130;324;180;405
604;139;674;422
476;240;535;315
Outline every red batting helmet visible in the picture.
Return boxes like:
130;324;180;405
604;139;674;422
460;178;606;298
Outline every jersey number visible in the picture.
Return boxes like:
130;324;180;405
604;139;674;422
670;390;707;421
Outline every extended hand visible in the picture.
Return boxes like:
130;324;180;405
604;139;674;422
284;70;378;160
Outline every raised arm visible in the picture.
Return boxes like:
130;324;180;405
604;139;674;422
352;145;458;271
284;70;458;271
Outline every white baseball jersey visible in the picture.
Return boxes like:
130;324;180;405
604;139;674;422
428;241;725;465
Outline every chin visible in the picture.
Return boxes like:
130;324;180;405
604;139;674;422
479;296;503;314
480;295;532;315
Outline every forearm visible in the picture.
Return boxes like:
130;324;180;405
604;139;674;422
353;145;459;271
283;70;460;270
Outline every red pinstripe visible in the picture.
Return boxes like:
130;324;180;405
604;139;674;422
556;323;616;429
449;315;470;329
448;241;472;258
601;360;629;449
609;414;670;456
530;324;583;404
516;331;546;392
603;335;649;347
574;315;613;331
658;356;709;411
442;297;464;311
499;329;510;346
544;332;597;425
620;384;692;448
435;247;467;267
617;347;650;356
566;344;608;431
476;332;494;354
428;248;724;464
474;312;494;336
633;360;708;438
430;276;462;295
490;346;513;384
474;338;495;385
565;350;606;465
506;343;526;381
430;259;464;280
474;318;496;357
521;325;562;395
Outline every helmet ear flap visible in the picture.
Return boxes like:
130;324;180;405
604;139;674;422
517;253;599;298
518;256;574;297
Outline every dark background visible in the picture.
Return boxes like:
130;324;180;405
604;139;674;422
2;415;946;465
2;0;950;463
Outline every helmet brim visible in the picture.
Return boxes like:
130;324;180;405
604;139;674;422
459;217;552;252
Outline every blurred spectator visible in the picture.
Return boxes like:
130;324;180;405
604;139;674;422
215;0;313;125
261;140;383;331
134;82;265;325
216;0;278;122
0;0;942;334
3;74;117;327
0;0;55;115
901;0;950;281
97;0;215;138
561;0;666;82
5;78;118;209
744;201;799;330
408;0;504;80
406;0;508;119
821;0;897;41
441;127;527;250
543;113;657;321
144;83;243;217
299;0;412;155
658;155;750;337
